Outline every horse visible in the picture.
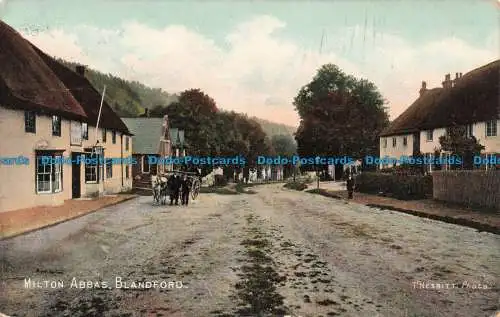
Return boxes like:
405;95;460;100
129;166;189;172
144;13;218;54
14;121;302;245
151;174;169;205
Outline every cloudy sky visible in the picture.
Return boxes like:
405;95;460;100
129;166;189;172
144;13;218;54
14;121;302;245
1;0;498;126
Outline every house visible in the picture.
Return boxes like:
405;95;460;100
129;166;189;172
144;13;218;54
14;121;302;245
0;20;133;213
122;114;174;189
379;60;500;171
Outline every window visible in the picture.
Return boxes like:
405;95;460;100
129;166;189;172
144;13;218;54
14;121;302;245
142;156;150;173
486;120;497;137
84;152;101;183
125;165;130;179
36;153;63;194
82;123;88;140
106;158;113;179
426;130;433;141
383;138;387;148
125;136;129;151
25;111;36;133
102;129;107;143
112;131;116;144
52;115;61;136
392;137;396;147
403;136;408;146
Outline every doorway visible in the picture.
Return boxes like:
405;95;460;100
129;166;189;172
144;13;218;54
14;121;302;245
71;152;81;198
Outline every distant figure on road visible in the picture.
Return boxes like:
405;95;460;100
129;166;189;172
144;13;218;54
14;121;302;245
181;176;192;206
346;171;354;199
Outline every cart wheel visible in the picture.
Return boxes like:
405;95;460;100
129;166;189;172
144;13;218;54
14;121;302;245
191;179;200;200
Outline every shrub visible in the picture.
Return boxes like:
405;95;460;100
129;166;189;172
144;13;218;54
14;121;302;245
214;175;227;187
284;180;308;191
355;172;432;200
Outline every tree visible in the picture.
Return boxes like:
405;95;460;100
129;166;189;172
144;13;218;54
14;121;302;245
271;134;296;157
293;64;389;174
438;125;484;169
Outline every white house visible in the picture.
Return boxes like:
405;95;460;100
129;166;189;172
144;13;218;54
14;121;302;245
379;60;499;171
0;21;133;213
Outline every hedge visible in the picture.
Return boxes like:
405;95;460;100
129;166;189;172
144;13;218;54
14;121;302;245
283;180;308;191
355;172;432;200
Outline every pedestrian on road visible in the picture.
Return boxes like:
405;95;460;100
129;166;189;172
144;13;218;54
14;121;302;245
346;173;354;199
169;174;180;205
181;176;192;206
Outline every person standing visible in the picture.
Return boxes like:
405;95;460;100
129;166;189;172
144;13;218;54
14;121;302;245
169;174;180;205
181;176;191;205
346;174;354;199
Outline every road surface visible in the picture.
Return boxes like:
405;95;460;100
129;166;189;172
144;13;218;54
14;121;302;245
1;184;498;317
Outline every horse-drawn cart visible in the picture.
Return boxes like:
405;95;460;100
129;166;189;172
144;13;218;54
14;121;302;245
151;170;201;205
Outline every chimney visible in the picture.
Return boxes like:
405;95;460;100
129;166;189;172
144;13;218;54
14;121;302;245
75;65;85;76
419;81;427;96
452;72;460;87
442;73;452;88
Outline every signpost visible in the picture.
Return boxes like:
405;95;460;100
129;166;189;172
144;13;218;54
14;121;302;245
70;121;82;146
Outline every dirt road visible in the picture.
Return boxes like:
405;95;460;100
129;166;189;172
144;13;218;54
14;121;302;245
1;184;498;317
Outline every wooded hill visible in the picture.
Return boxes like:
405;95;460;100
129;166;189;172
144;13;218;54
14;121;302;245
59;59;296;138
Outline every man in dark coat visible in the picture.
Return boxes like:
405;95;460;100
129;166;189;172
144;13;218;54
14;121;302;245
181;176;192;206
346;174;354;199
169;174;181;205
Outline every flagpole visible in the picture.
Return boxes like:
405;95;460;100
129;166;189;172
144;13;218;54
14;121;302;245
95;85;106;145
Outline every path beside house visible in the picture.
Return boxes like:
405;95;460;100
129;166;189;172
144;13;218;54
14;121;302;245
312;186;500;234
0;194;137;240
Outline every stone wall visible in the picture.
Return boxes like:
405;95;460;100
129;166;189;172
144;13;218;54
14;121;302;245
432;170;500;210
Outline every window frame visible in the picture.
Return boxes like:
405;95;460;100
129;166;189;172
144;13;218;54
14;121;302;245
392;137;396;147
25;110;36;133
82;123;89;140
35;152;63;194
106;158;113;179
84;152;101;184
52;115;61;137
486;120;497;137
426;130;433;142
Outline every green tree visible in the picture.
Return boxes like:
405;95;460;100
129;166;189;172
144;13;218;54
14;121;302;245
293;64;389;173
438;125;484;169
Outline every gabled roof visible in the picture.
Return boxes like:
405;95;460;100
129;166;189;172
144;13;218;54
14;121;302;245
32;46;131;135
0;20;87;120
381;60;500;137
122;118;163;154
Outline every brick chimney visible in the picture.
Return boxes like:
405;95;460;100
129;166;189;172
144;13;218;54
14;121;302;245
442;73;452;88
452;72;460;87
75;65;85;76
419;81;427;96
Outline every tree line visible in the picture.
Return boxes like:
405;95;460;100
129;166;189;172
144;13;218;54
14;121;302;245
146;89;297;179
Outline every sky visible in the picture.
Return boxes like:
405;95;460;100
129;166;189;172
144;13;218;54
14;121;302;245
1;0;498;127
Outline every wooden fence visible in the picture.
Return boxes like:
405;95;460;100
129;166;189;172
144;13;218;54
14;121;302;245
432;170;500;210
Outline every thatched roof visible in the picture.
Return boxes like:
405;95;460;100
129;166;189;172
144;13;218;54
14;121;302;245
381;60;500;137
0;20;87;120
33;46;131;135
0;20;131;135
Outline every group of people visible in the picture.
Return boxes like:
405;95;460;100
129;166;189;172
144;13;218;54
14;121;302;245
167;174;192;206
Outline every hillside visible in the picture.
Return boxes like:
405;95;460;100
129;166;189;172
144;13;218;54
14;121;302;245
252;117;296;138
59;59;296;138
